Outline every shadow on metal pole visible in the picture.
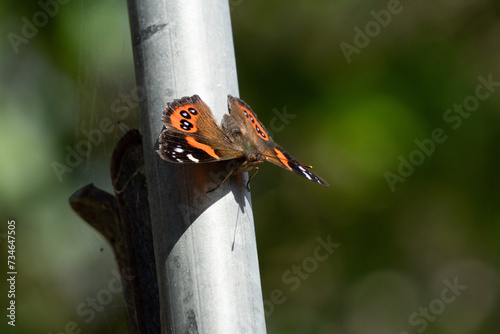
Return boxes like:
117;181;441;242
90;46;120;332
127;0;267;332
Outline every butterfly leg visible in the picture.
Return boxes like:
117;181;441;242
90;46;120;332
206;163;241;193
246;168;259;191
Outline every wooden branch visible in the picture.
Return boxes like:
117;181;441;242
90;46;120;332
69;129;160;334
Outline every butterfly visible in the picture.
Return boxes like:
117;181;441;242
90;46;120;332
157;95;329;190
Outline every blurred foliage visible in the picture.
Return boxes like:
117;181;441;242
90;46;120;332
1;0;500;333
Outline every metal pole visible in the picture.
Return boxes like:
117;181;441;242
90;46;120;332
127;0;266;333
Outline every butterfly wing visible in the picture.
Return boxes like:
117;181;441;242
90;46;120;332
226;95;272;142
158;95;243;163
265;144;329;186
227;95;329;186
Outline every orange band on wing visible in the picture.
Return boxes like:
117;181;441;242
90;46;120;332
186;136;219;159
273;148;292;170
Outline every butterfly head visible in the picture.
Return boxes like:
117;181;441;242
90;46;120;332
235;152;264;172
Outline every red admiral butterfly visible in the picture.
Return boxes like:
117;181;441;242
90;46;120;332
157;95;328;189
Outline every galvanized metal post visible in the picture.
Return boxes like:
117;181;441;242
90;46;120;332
127;0;267;333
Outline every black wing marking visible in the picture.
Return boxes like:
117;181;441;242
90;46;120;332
266;145;329;186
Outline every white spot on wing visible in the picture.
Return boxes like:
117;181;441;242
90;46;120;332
298;166;313;180
174;147;184;153
187;154;199;163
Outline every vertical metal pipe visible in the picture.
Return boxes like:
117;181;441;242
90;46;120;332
127;0;266;332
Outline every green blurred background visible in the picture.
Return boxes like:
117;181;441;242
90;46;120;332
1;0;500;333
